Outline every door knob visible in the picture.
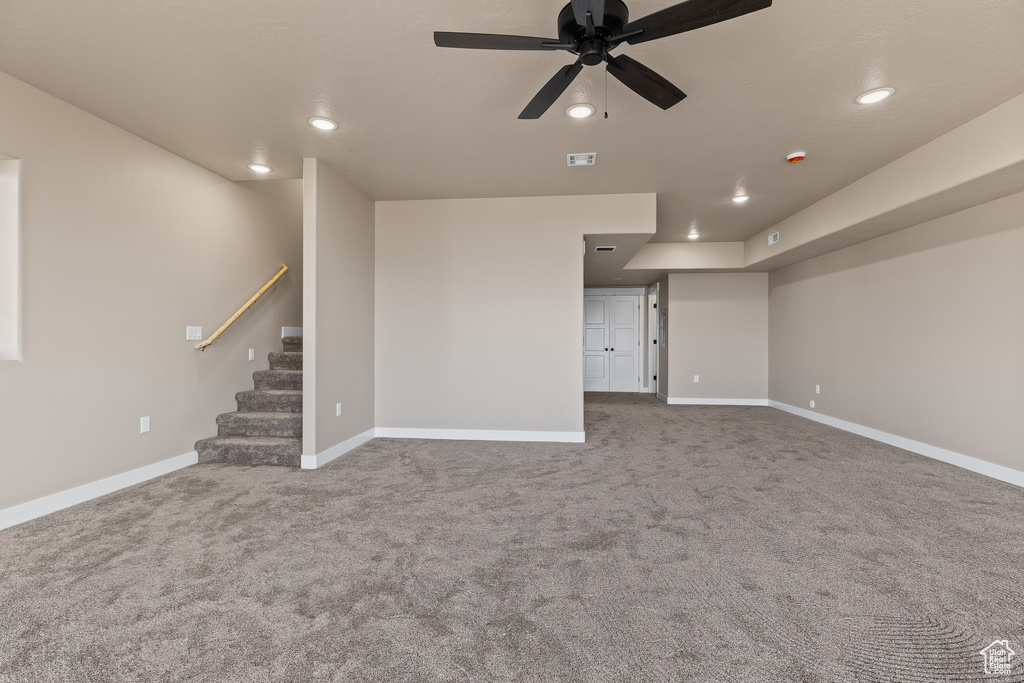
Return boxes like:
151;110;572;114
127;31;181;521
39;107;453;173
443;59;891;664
610;348;615;351
604;348;608;351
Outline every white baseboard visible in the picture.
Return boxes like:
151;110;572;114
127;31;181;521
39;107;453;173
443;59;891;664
0;451;198;531
665;397;769;406
656;392;668;403
301;428;376;470
769;401;1024;489
281;326;302;338
375;427;586;443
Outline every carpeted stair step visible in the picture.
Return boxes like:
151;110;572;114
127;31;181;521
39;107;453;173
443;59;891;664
235;389;302;413
195;336;303;467
195;436;301;467
216;411;302;438
253;369;302;391
268;351;302;371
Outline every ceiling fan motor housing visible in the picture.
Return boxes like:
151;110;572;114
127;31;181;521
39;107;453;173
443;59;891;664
557;0;630;65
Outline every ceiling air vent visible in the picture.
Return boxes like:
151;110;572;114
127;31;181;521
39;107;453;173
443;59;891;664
768;231;780;246
594;246;616;252
567;153;596;166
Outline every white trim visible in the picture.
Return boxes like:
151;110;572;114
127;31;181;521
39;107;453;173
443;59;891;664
665;397;769;406
656;392;668;403
769;401;1024;489
281;326;303;338
300;428;376;469
375;428;586;443
647;283;658;396
583;287;645;296
0;451;198;531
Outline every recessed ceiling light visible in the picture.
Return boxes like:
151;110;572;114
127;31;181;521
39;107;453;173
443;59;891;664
688;233;700;239
248;163;272;173
308;116;338;131
732;195;750;203
566;103;595;119
855;87;895;105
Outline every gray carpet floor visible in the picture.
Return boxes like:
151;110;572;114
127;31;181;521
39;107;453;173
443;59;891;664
1;393;1023;682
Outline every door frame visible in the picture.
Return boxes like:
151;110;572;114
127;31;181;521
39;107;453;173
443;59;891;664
647;282;659;395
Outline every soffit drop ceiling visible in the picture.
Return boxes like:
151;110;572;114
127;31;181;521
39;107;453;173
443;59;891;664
0;0;1022;251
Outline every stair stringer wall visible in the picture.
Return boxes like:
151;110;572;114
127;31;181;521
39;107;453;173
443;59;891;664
302;159;375;460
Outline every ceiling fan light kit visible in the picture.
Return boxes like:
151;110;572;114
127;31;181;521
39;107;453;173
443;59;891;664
434;0;773;119
566;103;597;118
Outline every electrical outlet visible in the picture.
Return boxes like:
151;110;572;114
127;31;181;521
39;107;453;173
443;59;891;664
694;375;699;383
336;403;342;417
816;384;820;394
186;326;202;341
140;416;150;433
248;348;255;361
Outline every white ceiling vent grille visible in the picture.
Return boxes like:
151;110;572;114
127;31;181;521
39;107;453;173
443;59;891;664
567;153;596;166
768;231;780;245
594;246;616;252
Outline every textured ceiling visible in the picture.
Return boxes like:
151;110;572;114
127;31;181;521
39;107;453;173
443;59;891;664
1;0;1023;250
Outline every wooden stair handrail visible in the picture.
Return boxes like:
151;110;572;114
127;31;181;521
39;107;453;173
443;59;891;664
195;264;288;350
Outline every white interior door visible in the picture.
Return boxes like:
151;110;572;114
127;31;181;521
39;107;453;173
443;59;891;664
583;296;610;391
609;296;640;392
583;294;640;393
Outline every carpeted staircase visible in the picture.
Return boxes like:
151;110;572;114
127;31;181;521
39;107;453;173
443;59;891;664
195;336;302;467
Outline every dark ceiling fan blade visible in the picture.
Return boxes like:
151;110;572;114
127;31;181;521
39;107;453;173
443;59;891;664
570;0;606;30
519;61;585;119
606;54;686;109
621;0;771;45
434;32;563;50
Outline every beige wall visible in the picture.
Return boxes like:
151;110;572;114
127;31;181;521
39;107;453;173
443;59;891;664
0;71;302;510
666;274;769;401
769;191;1024;469
302;159;375;456
375;194;655;435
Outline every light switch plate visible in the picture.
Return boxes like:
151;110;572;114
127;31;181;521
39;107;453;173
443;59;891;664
186;326;202;341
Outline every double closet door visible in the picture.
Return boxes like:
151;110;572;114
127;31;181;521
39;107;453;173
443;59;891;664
584;295;640;392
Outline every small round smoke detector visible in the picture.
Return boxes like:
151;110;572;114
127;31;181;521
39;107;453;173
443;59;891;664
786;152;806;164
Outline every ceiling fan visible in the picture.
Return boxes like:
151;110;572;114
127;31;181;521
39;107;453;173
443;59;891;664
434;0;772;119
